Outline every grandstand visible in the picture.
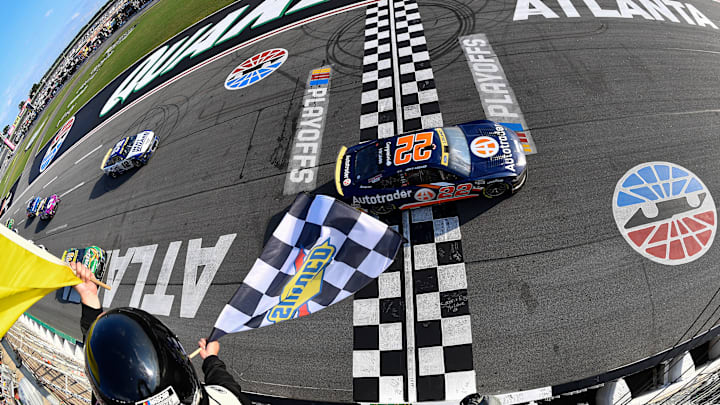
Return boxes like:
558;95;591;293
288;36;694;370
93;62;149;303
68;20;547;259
2;315;90;404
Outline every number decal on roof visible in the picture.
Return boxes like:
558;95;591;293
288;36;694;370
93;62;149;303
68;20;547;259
394;132;433;165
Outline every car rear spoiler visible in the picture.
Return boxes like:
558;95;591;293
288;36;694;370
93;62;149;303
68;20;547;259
335;146;347;197
101;148;112;170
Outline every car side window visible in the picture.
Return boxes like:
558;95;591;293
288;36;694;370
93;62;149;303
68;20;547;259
406;169;443;185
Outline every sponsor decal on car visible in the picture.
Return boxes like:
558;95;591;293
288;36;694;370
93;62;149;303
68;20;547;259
471;136;500;158
225;48;288;90
414;188;436;202
266;239;336;323
612;162;716;265
129;132;150;155
285;66;332;194
40;116;75;173
494;124;516;172
344;155;351;181
343;179;351;186
352;190;413;205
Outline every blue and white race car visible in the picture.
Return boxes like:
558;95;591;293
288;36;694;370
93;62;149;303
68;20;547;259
26;197;43;218
101;130;159;178
335;120;527;213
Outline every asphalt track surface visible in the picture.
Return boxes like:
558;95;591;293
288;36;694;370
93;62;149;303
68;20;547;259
3;0;720;401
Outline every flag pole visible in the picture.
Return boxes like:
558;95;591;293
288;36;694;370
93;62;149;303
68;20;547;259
90;278;111;291
188;347;201;359
62;262;111;290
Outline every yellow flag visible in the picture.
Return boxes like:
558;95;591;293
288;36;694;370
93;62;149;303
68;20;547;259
0;224;80;338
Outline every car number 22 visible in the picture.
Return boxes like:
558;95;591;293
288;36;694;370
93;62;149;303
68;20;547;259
121;160;133;169
437;183;473;199
394;132;433;165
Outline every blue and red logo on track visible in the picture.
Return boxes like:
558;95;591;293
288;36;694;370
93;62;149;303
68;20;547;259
224;48;288;90
40;116;75;173
613;162;716;265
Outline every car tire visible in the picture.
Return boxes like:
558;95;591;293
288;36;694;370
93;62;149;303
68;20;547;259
483;181;510;198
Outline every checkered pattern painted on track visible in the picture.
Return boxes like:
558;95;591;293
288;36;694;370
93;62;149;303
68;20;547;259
352;0;476;401
359;0;442;142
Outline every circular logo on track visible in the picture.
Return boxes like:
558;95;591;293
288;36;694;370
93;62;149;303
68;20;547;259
40;116;75;173
613;162;716;265
470;136;500;158
224;48;288;90
414;188;436;202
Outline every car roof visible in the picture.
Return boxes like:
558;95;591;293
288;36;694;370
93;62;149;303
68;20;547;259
348;128;451;180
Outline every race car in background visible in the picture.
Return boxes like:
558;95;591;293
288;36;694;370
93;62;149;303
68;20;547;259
335;120;527;213
5;218;17;233
57;246;107;304
26;197;43;218
39;194;60;220
101;130;159;178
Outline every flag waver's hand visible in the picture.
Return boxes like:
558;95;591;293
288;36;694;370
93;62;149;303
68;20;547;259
70;261;101;309
197;338;220;360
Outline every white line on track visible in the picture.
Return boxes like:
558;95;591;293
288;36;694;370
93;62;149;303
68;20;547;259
43;176;58;189
401;210;417;402
17;219;24;226
667;47;720;56
388;2;404;135
45;224;67;235
60;182;85;198
75;144;103;165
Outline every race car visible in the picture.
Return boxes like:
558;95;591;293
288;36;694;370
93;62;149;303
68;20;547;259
58;246;107;304
39;194;60;220
101;130;159;178
335;120;528;213
26;197;43;218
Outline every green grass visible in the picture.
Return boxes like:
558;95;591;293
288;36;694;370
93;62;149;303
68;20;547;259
40;0;237;149
0;118;48;196
2;0;237;199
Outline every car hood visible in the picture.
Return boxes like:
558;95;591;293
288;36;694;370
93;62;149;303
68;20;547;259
459;121;527;178
126;130;155;159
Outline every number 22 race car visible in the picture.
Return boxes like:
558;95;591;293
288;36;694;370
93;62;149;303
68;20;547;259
335;120;528;213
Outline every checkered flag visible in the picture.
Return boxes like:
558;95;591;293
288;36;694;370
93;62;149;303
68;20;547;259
208;194;402;340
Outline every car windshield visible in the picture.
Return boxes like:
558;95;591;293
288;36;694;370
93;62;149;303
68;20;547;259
444;127;471;176
122;135;137;156
354;144;381;180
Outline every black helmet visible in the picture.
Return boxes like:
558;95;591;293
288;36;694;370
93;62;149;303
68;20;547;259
84;307;203;405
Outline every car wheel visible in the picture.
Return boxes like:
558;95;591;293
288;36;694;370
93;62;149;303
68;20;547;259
134;159;144;168
370;203;395;215
483;181;510;198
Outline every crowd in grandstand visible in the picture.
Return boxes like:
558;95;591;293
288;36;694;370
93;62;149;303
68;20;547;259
8;0;153;143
